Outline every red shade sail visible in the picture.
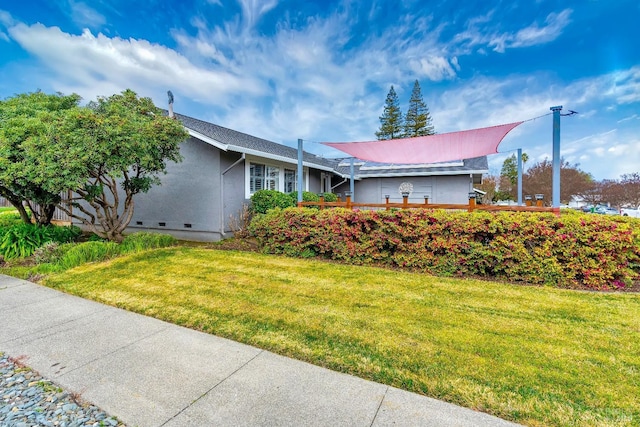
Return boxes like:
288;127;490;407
322;122;523;164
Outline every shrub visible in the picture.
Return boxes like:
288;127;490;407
322;193;338;202
120;232;176;253
0;224;82;259
33;242;64;264
250;190;295;214
288;191;320;204
250;208;640;290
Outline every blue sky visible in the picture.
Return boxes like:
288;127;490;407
1;0;638;180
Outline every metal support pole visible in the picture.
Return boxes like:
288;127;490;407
517;148;523;206
349;158;355;202
297;138;303;204
550;106;562;208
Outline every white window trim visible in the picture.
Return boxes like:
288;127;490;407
244;155;309;198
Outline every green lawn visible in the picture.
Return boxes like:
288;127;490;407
42;247;640;427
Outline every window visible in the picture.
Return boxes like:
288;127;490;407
320;173;331;193
250;163;279;194
284;169;297;193
246;158;307;197
265;165;279;190
249;163;264;194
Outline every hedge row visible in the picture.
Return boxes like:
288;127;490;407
250;190;338;214
250;208;640;290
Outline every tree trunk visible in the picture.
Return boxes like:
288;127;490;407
0;189;31;224
28;202;56;226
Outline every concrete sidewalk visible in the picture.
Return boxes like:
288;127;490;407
0;275;520;427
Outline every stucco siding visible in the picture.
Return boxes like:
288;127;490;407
129;137;224;240
308;170;322;193
434;175;472;204
221;152;247;233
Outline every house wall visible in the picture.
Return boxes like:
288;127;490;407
127;137;225;241
221;152;247;233
308;170;323;193
125;139;333;241
335;175;473;204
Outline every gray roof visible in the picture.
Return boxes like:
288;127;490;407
175;113;338;171
174;112;488;178
334;156;489;178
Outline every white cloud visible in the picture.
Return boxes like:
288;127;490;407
408;56;456;81
7;23;265;106
0;10;14;26
456;8;572;54
509;9;572;49
238;0;279;30
618;114;639;123
68;1;106;28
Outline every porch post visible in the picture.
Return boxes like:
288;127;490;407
517;148;523;206
297;138;303;204
349;157;355;202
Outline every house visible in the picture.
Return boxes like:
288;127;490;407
332;157;488;205
126;113;489;241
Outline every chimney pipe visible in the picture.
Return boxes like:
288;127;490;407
167;90;174;118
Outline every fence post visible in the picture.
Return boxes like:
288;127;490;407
423;195;429;206
318;194;325;210
345;192;352;210
402;192;409;209
525;195;533;207
468;192;477;212
535;194;544;207
385;195;390;211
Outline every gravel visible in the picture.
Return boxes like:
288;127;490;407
1;353;125;427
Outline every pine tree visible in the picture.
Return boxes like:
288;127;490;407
404;80;434;137
375;85;403;140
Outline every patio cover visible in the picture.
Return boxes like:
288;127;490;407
322;122;523;164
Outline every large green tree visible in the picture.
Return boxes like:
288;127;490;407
0;91;82;225
24;89;189;242
375;85;403;140
403;80;434;137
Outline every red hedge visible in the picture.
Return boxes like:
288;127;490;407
250;208;640;290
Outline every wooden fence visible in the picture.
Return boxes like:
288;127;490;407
0;196;72;224
298;194;558;214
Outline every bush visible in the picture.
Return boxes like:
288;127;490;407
250;208;640;290
250;190;295;214
33;242;64;264
288;191;320;204
120;232;177;253
0;224;81;259
322;193;338;202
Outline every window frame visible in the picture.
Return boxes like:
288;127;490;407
245;156;309;198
